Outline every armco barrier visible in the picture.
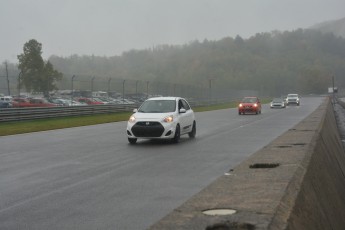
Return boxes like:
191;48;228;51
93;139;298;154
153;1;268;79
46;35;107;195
149;97;345;230
0;104;138;122
0;99;231;122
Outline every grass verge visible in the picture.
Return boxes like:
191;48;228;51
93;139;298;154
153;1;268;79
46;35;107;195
0;100;268;136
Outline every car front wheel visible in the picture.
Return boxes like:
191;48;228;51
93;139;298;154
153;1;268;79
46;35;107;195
172;124;180;143
188;121;196;138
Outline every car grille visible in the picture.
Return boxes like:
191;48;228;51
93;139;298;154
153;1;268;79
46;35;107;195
131;121;164;137
241;105;256;112
287;99;298;104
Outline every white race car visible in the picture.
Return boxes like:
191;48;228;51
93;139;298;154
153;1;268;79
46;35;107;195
126;97;196;144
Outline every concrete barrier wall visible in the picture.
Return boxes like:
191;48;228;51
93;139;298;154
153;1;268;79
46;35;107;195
149;98;345;230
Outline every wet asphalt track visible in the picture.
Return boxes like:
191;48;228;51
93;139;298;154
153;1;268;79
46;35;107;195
0;97;324;230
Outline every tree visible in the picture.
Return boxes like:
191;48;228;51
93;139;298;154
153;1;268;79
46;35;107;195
17;39;62;97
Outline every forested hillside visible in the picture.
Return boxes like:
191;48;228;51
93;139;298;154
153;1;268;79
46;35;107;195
48;28;345;96
311;17;345;38
2;26;345;97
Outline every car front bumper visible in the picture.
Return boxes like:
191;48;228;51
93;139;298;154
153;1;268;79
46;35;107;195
127;121;177;139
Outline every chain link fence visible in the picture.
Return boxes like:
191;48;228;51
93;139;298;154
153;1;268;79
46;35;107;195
1;74;258;104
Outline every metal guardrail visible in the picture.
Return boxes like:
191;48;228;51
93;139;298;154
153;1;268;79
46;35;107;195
0;104;139;122
0;98;234;122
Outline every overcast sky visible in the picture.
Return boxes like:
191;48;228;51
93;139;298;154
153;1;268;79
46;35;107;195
1;0;345;63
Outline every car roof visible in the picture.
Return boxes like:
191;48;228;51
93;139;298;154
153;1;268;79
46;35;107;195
243;96;258;99
147;97;181;101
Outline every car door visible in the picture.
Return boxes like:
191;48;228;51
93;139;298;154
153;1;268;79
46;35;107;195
257;98;262;111
178;99;194;134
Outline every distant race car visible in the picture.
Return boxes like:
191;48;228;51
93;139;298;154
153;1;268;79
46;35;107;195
270;98;286;109
238;97;262;115
286;94;300;106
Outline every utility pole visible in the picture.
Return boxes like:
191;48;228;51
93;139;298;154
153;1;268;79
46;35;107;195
208;77;213;105
91;76;95;99
207;76;217;105
17;71;22;97
71;75;76;102
4;61;11;96
146;81;149;99
122;80;126;103
332;75;335;104
108;77;112;98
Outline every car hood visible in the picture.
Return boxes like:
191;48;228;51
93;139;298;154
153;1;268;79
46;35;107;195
240;102;256;106
133;112;175;120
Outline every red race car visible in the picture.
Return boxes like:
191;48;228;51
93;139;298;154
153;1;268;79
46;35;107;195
238;97;262;115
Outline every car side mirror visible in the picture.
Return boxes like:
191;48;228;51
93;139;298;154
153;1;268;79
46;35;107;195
133;108;138;113
179;108;186;113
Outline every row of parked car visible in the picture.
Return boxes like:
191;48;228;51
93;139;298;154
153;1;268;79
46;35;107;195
0;96;138;108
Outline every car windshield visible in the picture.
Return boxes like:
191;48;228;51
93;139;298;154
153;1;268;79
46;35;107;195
138;100;176;113
273;98;283;102
242;98;257;103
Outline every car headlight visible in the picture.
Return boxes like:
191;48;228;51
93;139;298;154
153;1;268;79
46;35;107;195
163;115;174;123
239;103;243;108
253;103;258;107
128;115;136;123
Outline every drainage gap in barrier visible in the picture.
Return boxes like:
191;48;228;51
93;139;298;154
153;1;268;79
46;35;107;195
275;145;292;148
206;221;255;230
289;128;314;132
224;169;234;176
249;163;280;169
292;143;306;146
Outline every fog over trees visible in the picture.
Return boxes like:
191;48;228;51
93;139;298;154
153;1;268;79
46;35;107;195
1;28;345;96
48;29;345;96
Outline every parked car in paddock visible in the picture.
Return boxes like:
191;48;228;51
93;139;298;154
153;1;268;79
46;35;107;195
286;94;300;106
76;97;104;105
64;99;86;106
270;98;286;109
49;98;85;106
0;101;12;108
47;98;66;106
12;98;31;107
29;98;56;107
126;97;196;144
238;97;262;115
0;96;13;103
12;98;56;108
